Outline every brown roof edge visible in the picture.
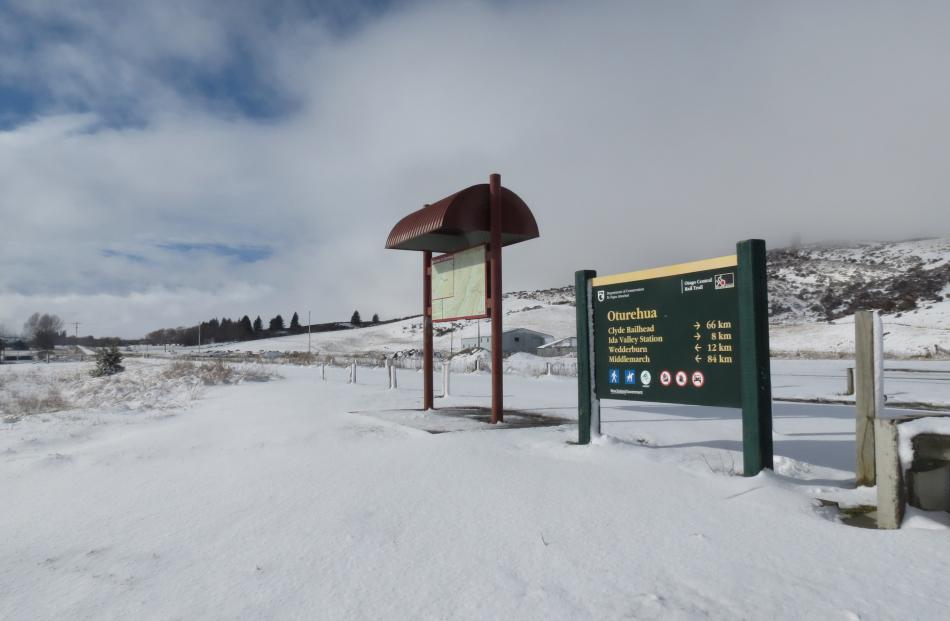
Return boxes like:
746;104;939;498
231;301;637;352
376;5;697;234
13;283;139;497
385;183;539;253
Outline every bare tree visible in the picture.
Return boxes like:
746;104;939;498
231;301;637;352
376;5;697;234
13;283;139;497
23;313;64;351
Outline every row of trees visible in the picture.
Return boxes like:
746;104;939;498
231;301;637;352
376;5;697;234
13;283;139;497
0;313;131;351
2;310;384;351
146;311;381;346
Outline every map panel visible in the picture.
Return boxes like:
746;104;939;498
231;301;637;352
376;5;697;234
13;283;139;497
431;245;487;322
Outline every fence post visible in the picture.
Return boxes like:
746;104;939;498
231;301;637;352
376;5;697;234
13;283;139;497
321;364;326;381
442;361;450;397
845;367;854;396
874;418;904;528
391;363;397;389
575;269;600;444
855;310;884;486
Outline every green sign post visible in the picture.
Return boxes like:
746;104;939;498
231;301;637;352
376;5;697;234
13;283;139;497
575;239;773;475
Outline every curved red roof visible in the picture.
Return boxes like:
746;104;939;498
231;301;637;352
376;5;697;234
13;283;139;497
385;183;539;252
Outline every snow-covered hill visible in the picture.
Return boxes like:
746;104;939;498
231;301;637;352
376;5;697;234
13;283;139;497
767;238;950;358
180;239;949;360
768;238;950;322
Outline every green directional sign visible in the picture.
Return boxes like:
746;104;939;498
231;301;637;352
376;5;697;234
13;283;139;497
591;256;741;407
575;240;774;475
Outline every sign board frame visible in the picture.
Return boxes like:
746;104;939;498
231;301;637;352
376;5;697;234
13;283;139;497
430;244;489;323
575;239;773;476
591;254;741;407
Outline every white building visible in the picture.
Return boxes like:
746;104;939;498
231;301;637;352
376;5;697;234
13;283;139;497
461;328;554;354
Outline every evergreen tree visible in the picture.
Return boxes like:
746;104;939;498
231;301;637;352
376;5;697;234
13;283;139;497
350;310;361;326
253;316;264;333
207;318;220;342
91;345;124;377
239;316;254;340
372;313;380;324
290;312;301;332
269;315;285;331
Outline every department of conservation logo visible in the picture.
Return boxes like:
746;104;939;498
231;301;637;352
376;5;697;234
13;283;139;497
597;289;605;302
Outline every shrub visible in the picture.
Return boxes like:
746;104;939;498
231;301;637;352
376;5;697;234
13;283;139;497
197;360;235;385
91;346;125;377
162;360;196;379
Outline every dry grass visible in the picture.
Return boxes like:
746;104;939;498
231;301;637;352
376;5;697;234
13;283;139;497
162;359;278;385
1;386;73;421
161;360;197;379
282;352;318;366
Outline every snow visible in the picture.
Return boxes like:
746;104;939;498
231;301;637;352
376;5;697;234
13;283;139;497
896;415;950;466
769;316;950;359
3;359;950;619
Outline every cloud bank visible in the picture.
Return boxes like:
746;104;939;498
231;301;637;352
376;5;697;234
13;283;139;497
2;0;950;337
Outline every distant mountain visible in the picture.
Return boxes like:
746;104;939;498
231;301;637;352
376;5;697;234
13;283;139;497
495;238;949;358
502;238;950;324
193;239;949;359
767;238;950;322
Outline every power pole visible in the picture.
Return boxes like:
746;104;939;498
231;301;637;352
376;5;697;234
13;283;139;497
72;322;80;340
308;310;312;355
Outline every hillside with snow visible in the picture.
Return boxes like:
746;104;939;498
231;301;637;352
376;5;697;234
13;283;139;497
181;239;950;360
767;238;950;358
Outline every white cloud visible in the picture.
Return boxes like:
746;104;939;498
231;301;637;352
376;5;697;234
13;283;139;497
2;0;950;337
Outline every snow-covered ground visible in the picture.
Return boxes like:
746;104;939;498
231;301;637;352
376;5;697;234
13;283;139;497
2;358;950;619
770;316;950;359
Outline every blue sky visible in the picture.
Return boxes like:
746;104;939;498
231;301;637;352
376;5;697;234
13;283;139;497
0;0;402;128
2;1;950;337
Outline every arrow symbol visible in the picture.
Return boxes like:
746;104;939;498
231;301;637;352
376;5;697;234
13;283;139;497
694;343;701;352
693;333;701;341
693;322;700;330
694;354;702;363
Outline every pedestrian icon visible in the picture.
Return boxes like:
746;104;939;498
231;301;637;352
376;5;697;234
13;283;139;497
608;368;620;384
624;369;636;385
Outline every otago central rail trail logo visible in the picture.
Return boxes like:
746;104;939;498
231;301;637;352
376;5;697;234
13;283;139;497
715;272;735;290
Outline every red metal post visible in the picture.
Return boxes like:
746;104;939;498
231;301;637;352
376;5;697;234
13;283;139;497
489;173;503;423
423;250;434;410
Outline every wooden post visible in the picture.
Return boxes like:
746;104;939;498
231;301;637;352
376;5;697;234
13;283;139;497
489;173;503;423
423;250;434;410
737;239;773;475
845;367;854;396
442;360;450;397
391;363;397;389
385;357;391;388
321;364;326;381
575;269;600;444
855;310;884;486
